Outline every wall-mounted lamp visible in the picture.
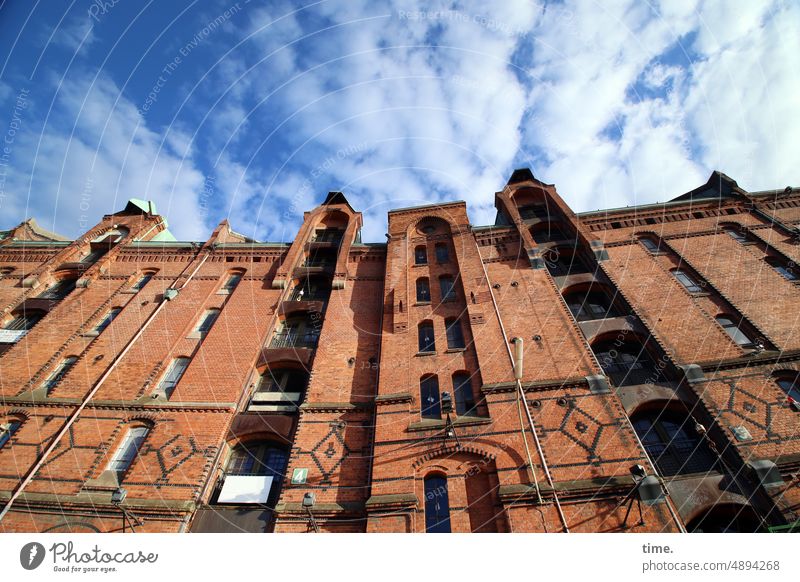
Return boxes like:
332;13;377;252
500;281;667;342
112;487;143;533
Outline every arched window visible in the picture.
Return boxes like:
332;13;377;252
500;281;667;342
765;256;798;281
724;226;750;244
41;356;78;395
218;441;288;505
672;269;704;293
439;275;456;302
0;419;22;449
37;278;77;300
416;278;431;302
592;339;665;387
716;315;756;348
563;288;619;321
156;357;190;398
418;321;435;352
435;243;449;263
445;318;465;349
107;424;151;476
631;410;717;477
424;474;452;533
453;373;476;416
420;375;441;419
639;236;661;253
774;371;800;403
131;272;154;291
94;307;122;334
415;245;428;265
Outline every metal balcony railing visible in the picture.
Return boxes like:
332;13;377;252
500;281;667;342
269;331;319;349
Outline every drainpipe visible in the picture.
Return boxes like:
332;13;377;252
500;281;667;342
0;248;211;524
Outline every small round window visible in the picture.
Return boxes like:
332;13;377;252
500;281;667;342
421;225;437;234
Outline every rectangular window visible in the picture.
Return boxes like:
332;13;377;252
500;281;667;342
420;377;441;419
445;319;465;349
673;270;703;294
41;356;78;395
157;357;190;398
196;309;220;333
439;277;456;302
132;273;153;290
223;273;242;290
435;244;449;263
0;421;20;449
418;324;436;352
415;246;428;265
453;374;476;416
94;308;121;334
107;426;149;474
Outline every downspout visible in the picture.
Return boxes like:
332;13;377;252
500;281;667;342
470;234;570;532
0;248;211;524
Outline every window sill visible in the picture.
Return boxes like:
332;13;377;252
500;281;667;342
186;331;208;340
414;301;431;306
81;331;100;337
408;416;492;432
120;289;139;294
216;289;232;295
416;351;436;357
83;470;121;491
445;347;466;353
413;263;428;267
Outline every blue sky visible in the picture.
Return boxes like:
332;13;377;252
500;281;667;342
0;0;797;242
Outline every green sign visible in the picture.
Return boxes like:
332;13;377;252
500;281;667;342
291;468;308;485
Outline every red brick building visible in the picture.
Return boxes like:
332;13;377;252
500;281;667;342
1;170;798;533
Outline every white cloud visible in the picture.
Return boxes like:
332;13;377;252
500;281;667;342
51;17;95;52
2;73;207;240
6;0;798;243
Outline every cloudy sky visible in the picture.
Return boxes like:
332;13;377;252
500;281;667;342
0;0;797;242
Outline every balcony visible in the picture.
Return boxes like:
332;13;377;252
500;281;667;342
259;332;318;367
248;391;303;412
279;299;325;318
306;229;343;249
269;331;319;349
293;261;335;277
0;329;29;343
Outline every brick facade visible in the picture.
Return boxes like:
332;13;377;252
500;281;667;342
0;171;798;533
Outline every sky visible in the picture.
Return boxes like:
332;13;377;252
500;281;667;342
0;0;797;243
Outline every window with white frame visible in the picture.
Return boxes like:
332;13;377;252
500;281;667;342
156;357;190;398
107;425;150;475
41;356;78;395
